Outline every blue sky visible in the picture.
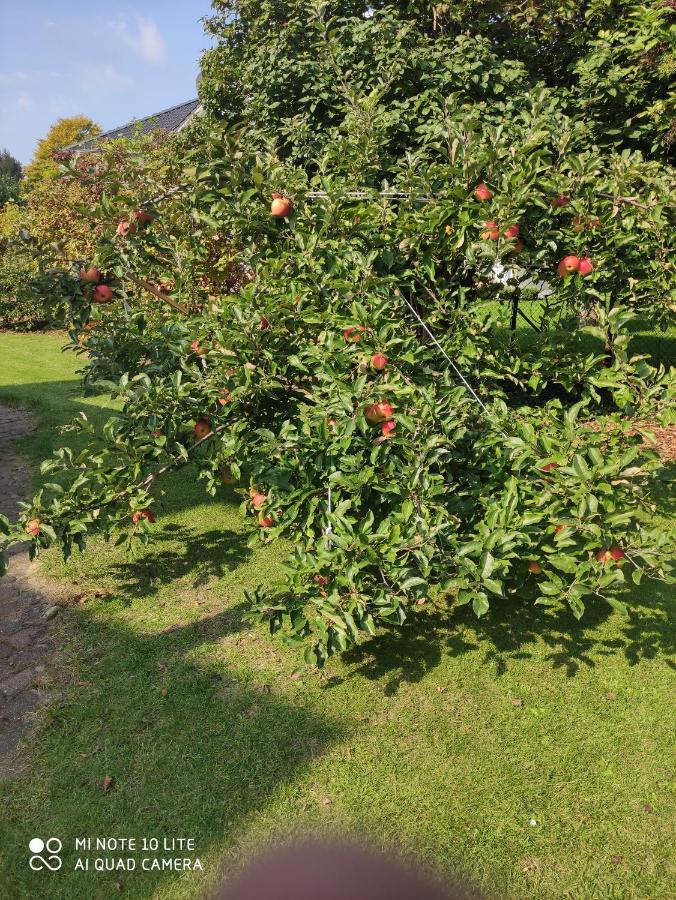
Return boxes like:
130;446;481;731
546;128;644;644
0;1;212;164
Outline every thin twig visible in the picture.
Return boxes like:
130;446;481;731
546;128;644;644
598;193;652;212
127;274;189;314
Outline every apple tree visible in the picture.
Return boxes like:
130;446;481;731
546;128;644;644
1;0;674;666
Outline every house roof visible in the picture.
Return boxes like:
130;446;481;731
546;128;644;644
68;98;201;152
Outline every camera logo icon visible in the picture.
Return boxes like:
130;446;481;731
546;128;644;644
29;837;62;871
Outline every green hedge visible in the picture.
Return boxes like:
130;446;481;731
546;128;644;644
0;250;47;330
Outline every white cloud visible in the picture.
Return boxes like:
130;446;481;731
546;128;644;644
136;16;166;64
17;91;34;110
106;15;166;65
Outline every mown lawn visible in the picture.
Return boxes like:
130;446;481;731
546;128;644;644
0;330;674;900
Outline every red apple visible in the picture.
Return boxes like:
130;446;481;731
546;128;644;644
194;419;212;440
557;255;580;278
218;466;237;485
191;339;206;356
270;197;292;218
92;284;114;304
327;417;337;427
132;508;155;526
578;256;594;277
132;209;153;225
259;515;274;528
371;352;388;371
25;518;41;537
381;420;396;437
481;221;500;240
474;183;493;202
597;546;625;564
259;314;270;329
343;325;365;343
528;561;542;574
80;266;101;283
365;401;395;424
116;220;137;237
250;491;266;510
551;194;570;208
504;224;520;239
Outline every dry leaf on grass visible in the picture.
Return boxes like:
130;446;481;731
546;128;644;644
521;857;541;875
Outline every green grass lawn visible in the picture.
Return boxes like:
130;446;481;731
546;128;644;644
0;331;674;900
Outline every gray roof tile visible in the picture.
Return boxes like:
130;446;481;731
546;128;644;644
69;99;201;152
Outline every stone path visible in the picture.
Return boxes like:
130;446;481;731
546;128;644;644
0;405;54;780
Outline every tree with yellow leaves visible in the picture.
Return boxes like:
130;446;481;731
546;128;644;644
23;116;100;189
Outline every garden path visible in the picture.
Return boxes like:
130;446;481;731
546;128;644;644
0;405;54;780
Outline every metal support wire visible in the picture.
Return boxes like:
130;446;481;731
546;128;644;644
399;292;508;437
305;189;434;202
324;478;333;545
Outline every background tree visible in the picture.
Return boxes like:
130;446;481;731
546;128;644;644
0;149;22;207
0;172;20;207
0;200;39;328
201;0;675;161
22;116;100;189
0;148;22;180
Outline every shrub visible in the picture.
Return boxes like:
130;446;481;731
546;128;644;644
0;203;42;328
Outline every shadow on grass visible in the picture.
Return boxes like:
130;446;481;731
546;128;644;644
343;576;675;692
0;379;114;469
103;524;254;601
4;377;674;688
4;603;345;898
629;332;676;369
649;463;676;519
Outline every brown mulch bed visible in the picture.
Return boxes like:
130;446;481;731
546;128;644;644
583;420;676;462
637;424;676;461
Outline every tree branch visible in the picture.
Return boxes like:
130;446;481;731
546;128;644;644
126;274;189;314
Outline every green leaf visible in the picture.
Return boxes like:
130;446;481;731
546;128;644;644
472;593;489;617
482;578;503;596
481;551;495;579
568;596;585;620
603;596;628;616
